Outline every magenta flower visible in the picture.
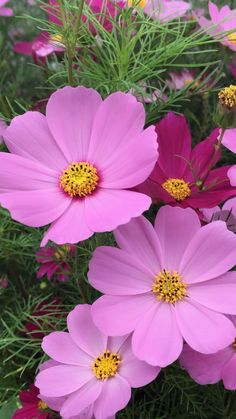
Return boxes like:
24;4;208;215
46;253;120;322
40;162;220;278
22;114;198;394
36;244;75;282
198;1;236;52
35;304;160;418
143;0;190;22
180;317;236;390
0;0;13;16
14;32;64;64
0;87;157;245
12;384;52;419
89;206;236;367
137;112;236;209
222;128;236;187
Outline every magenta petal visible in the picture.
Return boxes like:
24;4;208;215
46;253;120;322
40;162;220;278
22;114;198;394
41;199;93;246
88;246;153;295
91;294;155;336
132;302;183;367
85;188;151;232
93;375;131;419
35;365;94;397
114;216;163;274
67;305;107;358
4;112;67;170
46;86;102;162
175;299;235;354
154;206;200;271
190;128;220;180
60;379;103;417
222;354;236;390
188;272;236;314
180;221;236;284
42;332;92;366
14;41;33;55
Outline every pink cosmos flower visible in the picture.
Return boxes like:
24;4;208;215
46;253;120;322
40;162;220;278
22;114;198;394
89;205;236;367
180;317;236;390
36;244;75;282
221;128;236;188
137;112;236;209
35;304;160;419
0;0;13;16
14;32;64;64
201;198;236;233
198;1;236;52
167;69;195;90
0;87;157;246
142;0;191;22
12;384;52;419
0;118;7;144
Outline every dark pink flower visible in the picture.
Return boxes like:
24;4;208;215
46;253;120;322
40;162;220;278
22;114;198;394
25;299;62;339
36;244;75;282
137;112;236;209
14;32;64;64
12;384;52;419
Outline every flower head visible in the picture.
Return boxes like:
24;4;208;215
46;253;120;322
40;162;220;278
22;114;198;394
137;112;236;209
36;244;75;282
35;304;159;418
12;384;52;419
0;86;157;245
89;206;236;367
0;0;13;16
14;32;64;64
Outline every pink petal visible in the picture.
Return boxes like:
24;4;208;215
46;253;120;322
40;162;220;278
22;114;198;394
14;41;33;55
175;299;235;354
35;364;94;397
222;128;236;153
91;294;155;336
180;344;233;385
0;7;13;15
42;332;92;366
98;125;158;189
46;86;102;162
190;128;220;180
180;221;236;284
93;375;131;419
228;165;236;186
222;354;236;390
88;92;145;165
41;199;93;246
88;246;153;295
114;215;163;274
67;305;107;358
188;272;236;314
60;379;103;417
132;302;183;367
85;188;151;232
4;112;67;170
154;206;201;271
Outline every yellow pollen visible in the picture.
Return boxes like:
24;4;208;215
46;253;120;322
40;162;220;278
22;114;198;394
60;162;99;198
228;33;236;45
50;33;63;42
152;269;187;304
92;350;121;380
218;85;236;109
162;178;191;201
128;0;146;8
54;244;71;260
38;400;48;410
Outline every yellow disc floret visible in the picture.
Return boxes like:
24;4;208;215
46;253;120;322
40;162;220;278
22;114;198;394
60;162;99;198
92;350;121;380
54;244;71;260
152;269;187;304
228;33;236;45
218;85;236;109
162;178;191;201
38;400;48;410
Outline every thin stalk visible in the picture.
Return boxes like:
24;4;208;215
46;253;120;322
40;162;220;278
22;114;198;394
74;0;86;38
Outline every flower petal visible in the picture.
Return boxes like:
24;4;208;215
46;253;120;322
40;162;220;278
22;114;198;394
222;128;236;153
228;165;236;186
132;302;183;367
88;246;153;295
175;299;235;354
222;354;236;390
154;206;201;271
46;86;102;162
67;304;107;358
180;221;236;284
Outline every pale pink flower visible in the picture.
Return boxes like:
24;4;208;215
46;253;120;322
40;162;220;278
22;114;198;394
35;305;160;419
143;0;191;22
0;0;13;16
89;206;236;367
0;87;158;246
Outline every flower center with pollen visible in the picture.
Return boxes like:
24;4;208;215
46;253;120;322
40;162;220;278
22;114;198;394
38;400;48;410
162;178;191;201
92;350;121;380
152;270;187;304
60;162;99;197
218;85;236;109
228;33;236;45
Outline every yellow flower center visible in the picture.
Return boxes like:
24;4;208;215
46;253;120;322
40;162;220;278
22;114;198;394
92;350;121;380
54;244;71;260
228;33;236;45
38;400;48;410
60;162;99;198
50;33;63;42
218;85;236;109
127;0;146;8
162;178;191;201
152;269;187;304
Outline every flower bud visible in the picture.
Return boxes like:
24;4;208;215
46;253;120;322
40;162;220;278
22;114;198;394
214;85;236;129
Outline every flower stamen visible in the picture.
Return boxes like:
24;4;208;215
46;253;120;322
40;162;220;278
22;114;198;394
162;178;191;201
228;33;236;45
218;85;236;109
38;400;48;410
152;269;187;304
92;350;121;380
60;162;99;198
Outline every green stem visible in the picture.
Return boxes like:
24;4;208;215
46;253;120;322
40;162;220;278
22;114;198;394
74;0;86;38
